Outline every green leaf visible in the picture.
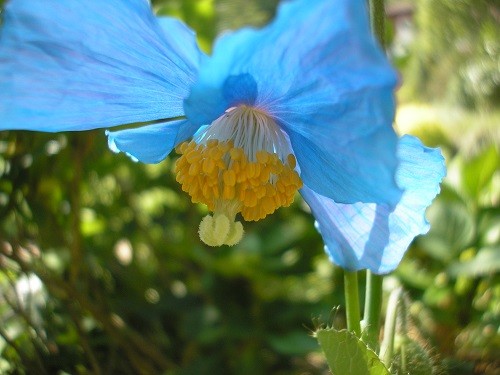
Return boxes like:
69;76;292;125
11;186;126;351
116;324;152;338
418;200;475;262
448;246;500;277
396;259;434;289
478;207;500;246
461;145;499;199
315;328;390;375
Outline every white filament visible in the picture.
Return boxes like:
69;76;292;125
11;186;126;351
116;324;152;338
196;106;293;163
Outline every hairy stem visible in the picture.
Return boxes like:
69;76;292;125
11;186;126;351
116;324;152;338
380;287;403;367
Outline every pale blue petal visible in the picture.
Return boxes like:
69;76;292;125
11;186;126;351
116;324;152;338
0;0;201;131
104;15;205;164
156;17;205;72
184;0;400;205
301;135;446;274
106;119;191;164
288;119;399;206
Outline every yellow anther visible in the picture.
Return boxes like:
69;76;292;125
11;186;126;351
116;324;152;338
223;185;235;200
260;165;271;182
256;151;269;164
212;185;220;199
265;184;276;196
253;163;261;178
229;148;242;160
188;163;200;176
208;146;221;159
186;150;202;164
246;163;256;178
244;192;258;208
207;139;219;148
202;184;211;199
255;185;266;199
174;106;304;244
215;159;226;170
238;188;246;202
202;158;215;174
236;172;247;183
223;170;236;186
262;197;274;213
276;181;285;193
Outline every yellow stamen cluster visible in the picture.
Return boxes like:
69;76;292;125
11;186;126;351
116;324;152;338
174;138;302;245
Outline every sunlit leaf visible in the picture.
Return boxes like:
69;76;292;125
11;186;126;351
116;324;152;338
316;328;390;375
418;201;475;262
461;145;499;199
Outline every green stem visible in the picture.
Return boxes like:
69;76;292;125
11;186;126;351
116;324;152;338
344;270;361;337
369;0;386;48
362;271;383;350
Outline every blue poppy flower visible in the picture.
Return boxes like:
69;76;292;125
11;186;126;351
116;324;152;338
0;0;445;273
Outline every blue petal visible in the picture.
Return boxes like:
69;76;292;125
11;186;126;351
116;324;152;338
106;119;191;164
301;135;446;274
156;17;205;71
184;0;400;205
0;0;202;131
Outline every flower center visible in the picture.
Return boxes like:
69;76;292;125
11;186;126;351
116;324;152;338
174;105;302;246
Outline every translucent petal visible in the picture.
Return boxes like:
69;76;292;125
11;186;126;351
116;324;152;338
156;17;205;71
0;0;201;131
106;119;190;164
288;119;400;206
301;135;446;274
184;0;400;205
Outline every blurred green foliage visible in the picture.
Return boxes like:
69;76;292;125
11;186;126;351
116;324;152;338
154;0;279;52
0;0;499;374
395;120;499;374
390;2;500;369
399;0;499;109
0;130;341;374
